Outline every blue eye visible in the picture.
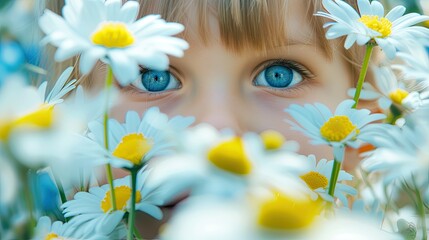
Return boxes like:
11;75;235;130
132;70;181;92
254;65;303;89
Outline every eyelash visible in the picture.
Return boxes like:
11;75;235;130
120;59;315;97
252;59;316;95
119;66;182;97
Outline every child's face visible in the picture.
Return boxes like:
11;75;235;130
111;1;357;168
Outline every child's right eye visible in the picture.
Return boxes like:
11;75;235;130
252;59;314;91
131;69;181;93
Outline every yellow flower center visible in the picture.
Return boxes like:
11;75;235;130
45;233;61;240
112;133;153;166
91;22;134;48
207;137;252;175
359;15;392;38
301;171;329;190
320;116;359;142
0;105;54;140
100;185;142;213
389;88;409;104
260;130;285;150
258;194;321;230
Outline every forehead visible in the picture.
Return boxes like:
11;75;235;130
139;0;329;55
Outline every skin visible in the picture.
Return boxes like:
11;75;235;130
102;1;373;237
111;1;356;165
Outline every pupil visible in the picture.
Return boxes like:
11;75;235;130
264;65;292;88
141;70;170;92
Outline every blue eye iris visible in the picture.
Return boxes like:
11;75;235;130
264;65;293;88
254;64;303;89
141;70;170;92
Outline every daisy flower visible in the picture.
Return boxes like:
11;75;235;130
316;0;429;59
62;167;173;236
148;124;311;200
86;107;194;169
393;45;429;90
348;66;429;111
308;212;403;240
33;216;74;240
361;118;429;187
300;155;357;206
162;194;322;240
39;0;189;85
284;99;386;162
0;68;77;168
0;67;75;140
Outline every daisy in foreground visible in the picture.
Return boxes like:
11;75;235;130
33;216;113;240
62;168;175;236
300;155;357;206
39;0;189;85
316;0;429;58
162;193;323;240
147;124;311;200
86;107;194;170
284;99;386;162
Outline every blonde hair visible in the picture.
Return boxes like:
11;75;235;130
43;0;365;86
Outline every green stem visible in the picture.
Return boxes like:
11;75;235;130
21;168;35;236
133;226;143;240
328;160;342;198
412;176;427;240
104;66;117;211
127;170;138;240
352;44;374;109
53;174;67;205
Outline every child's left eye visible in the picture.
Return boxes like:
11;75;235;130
131;69;181;92
253;65;303;89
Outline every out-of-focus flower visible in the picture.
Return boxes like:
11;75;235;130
32;216;75;240
162;193;322;240
0;41;26;85
86;108;194;170
0;68;77;168
0;154;18;205
285;99;386;162
394;45;429;90
148;124;311;200
316;0;429;58
39;0;189;85
34;172;60;212
300;155;357;206
308;212;402;240
32;216;115;240
361;119;429;188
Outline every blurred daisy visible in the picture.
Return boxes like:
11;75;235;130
0;155;18;205
316;0;429;58
259;129;300;152
300;155;357;206
62;168;173;236
162;194;321;240
0;67;75;141
348;66;429;111
87;107;194;169
309;212;403;240
394;46;429;90
32;216;76;240
284;99;386;162
39;0;188;85
361;120;429;186
148;124;311;200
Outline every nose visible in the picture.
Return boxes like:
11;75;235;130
180;83;245;134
